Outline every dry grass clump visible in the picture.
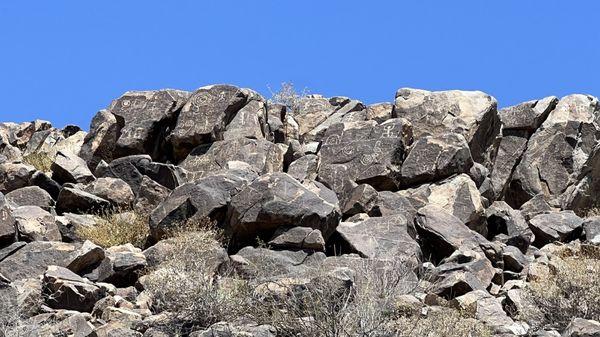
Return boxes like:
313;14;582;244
268;82;309;113
0;291;40;337
143;223;245;334
392;308;491;337
22;151;53;172
522;244;600;331
77;211;149;249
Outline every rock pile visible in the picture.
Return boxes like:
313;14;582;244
1;85;599;336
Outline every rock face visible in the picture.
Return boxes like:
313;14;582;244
3;85;600;336
227;172;340;248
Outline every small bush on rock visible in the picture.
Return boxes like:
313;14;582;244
522;244;600;331
77;211;149;249
268;82;309;113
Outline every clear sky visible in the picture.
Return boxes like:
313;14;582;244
1;1;599;129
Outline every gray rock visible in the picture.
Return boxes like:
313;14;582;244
0;162;36;193
507;95;600;208
96;154;185;194
341;184;379;217
29;171;61;200
0;241;79;282
293;95;337;141
268;226;326;252
529;211;584;247
371;191;417;220
169;85;250;160
519;194;559;221
366;102;394;123
78;177;134;209
287;154;319;183
80;109;120;170
503;245;529;273
227;173;340;248
179;137;285;181
0;194;16;245
56;186;111;214
231;246;325;279
485;201;533;253
42;265;105;312
55;212;99;242
401;133;473;186
86;244;147;287
318;118;413;193
13;206;61;242
433;249;496;299
108;90;190;160
67;240;105;274
489;133;529;200
301;99;367;142
5;186;54;210
149;170;254;240
583;217;600;244
51;150;95;184
336;215;420;264
415;205;487;262
394;88;500;164
562;318;600;337
498;96;558;132
223;99;267;140
265;102;286;143
133;176;170;215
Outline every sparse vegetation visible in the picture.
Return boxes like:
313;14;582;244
521;244;600;331
77;211;149;249
268;82;309;113
22;151;53;172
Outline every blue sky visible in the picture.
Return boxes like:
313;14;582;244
1;1;599;128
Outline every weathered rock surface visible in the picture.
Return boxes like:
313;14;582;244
528;211;584;247
227;172;340;247
5;185;54;210
42;265;105;312
0;241;79;282
13;205;61;242
51;150;96;184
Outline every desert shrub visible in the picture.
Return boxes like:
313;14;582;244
143;224;247;334
521;244;600;331
392;309;492;337
268;82;309;113
22;151;53;172
0;291;40;337
77;211;149;249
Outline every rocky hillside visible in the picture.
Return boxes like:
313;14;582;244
1;85;600;336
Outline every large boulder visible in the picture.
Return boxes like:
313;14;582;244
169;85;253;160
79;109;120;170
292;95;338;141
506;95;600;208
78;177;135;209
179;137;285;181
51;150;95;185
0;194;16;245
400;132;473;186
5;186;54;210
0;241;79;282
335;215;420;264
528;211;584;247
42;265;105;312
432;249;496;299
318;118;413;193
227;173;341;248
0;162;36;193
56;186;111;214
149;169;255;240
393;88;500;164
13;206;61;242
231;246;325;279
107;89;190;160
485;201;534;253
222;99;268;140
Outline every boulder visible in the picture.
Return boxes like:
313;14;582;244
0;162;36;193
56;186;111;214
149;169;254;240
507;95;600;208
0;194;16;245
401;133;473;186
341;184;379;217
498;96;558;132
133;175;170;214
80;109;120;170
169;85;251;160
301;99;367;142
42;265;105;312
5;186;54;210
223;99;267;140
336;215;420;264
51;150;95;184
485;201;534;253
55;212;99;242
562;318;600;337
95;154;184;194
318;118;413;193
78;177;135;209
231;246;325;279
29;171;61;200
107;89;190;160
268;226;326;252
393;88;500;164
371;191;417;219
529;211;584;247
366;102;394;123
415;205;487;263
85;244;147;287
227;173;340;248
292;95;337;141
265;102;286;143
519;194;559;221
13;206;61;242
287;154;319;183
583;217;600;244
179;137;285;181
432;249;496;299
67;240;106;274
402;174;485;233
0;241;79;282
